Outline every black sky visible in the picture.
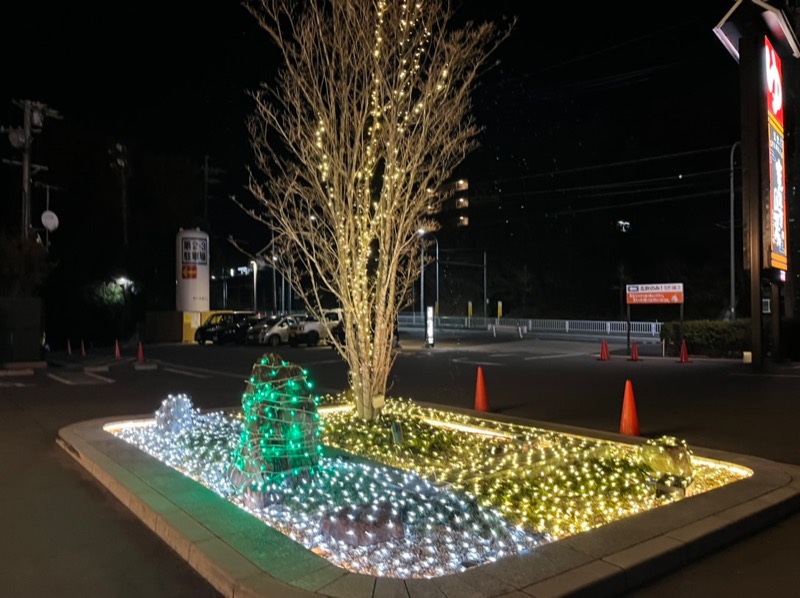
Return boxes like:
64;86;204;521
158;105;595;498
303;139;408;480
1;1;742;180
0;0;752;317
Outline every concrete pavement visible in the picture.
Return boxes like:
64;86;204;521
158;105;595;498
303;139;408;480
55;390;800;596
4;332;800;597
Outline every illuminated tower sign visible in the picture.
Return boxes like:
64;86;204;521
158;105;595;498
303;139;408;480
713;0;799;368
764;35;788;271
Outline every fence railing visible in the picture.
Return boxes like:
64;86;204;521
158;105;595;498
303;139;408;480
397;313;662;337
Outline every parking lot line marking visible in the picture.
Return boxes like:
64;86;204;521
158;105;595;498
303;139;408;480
162;367;211;378
732;372;800;379
47;373;76;385
451;358;505;367
524;352;586;360
314;385;345;395
85;371;115;384
157;361;248;379
307;359;346;366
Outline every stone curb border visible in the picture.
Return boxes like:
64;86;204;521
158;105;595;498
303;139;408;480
57;407;800;598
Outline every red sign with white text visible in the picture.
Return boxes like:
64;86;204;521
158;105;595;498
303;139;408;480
764;36;788;271
765;36;783;127
626;283;684;305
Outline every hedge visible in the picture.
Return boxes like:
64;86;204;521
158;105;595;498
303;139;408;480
660;319;751;358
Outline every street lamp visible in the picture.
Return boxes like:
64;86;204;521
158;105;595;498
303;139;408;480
420;242;425;322
250;260;257;312
730;141;740;321
483;250;487;318
418;229;439;316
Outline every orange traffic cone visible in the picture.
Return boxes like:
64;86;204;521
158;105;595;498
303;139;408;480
629;340;639;362
474;366;489;412
137;341;145;363
80;339;86;357
114;340;121;360
679;339;689;363
599;338;609;361
619;379;640;436
67;339;72;356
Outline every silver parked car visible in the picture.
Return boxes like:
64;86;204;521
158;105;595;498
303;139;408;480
245;315;298;347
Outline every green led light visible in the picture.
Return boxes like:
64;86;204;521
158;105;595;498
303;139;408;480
229;353;322;494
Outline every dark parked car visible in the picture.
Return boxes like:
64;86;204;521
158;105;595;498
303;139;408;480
194;311;259;345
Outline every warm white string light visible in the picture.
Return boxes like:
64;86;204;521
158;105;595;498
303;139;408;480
111;391;751;579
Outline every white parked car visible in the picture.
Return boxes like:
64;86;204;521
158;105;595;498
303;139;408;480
245;315;298;347
288;309;345;347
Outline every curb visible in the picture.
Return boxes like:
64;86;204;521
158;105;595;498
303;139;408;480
0;368;35;377
1;360;47;375
57;409;800;598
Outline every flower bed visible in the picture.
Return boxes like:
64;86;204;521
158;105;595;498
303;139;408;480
107;392;751;579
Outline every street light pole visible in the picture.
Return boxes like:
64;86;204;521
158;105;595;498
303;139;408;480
434;237;439;316
420;244;425;321
270;227;278;314
418;230;440;316
483;251;487;318
730;141;740;321
250;260;258;312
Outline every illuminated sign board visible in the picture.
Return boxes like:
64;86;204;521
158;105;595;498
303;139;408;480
626;283;684;305
764;36;788;272
181;237;208;265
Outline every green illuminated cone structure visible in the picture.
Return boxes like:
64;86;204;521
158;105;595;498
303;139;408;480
229;353;322;508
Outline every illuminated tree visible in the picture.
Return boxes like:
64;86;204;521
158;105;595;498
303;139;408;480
236;0;513;419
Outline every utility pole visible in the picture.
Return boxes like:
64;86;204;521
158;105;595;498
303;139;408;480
730;141;740;321
2;100;61;240
109;143;131;249
21;103;31;239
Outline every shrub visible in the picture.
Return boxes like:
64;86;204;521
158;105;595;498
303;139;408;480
660;319;750;358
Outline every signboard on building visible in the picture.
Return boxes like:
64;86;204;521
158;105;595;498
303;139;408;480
626;283;684;305
181;236;208;267
175;229;210;312
764;35;788;272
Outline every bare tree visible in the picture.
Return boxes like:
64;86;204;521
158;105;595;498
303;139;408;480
234;0;513;419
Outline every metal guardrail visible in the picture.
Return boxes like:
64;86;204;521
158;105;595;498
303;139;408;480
397;313;662;337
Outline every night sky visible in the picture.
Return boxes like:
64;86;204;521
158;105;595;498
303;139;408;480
0;1;762;320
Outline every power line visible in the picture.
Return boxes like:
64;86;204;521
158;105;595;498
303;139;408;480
470;145;733;187
549;188;728;216
470;167;731;202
